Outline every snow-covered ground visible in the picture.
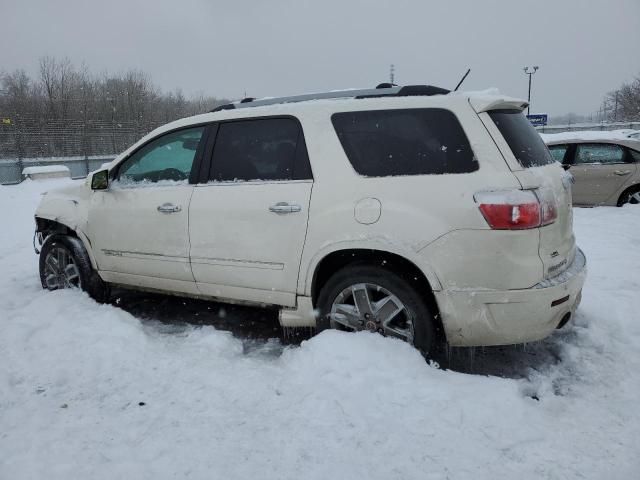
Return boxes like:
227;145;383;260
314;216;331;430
1;179;639;479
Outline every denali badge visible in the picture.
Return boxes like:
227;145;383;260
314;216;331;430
548;258;568;274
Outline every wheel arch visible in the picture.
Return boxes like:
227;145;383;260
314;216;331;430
308;247;446;342
35;217;99;270
617;183;640;206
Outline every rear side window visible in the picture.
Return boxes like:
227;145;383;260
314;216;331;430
331;108;477;177
489;109;554;168
209;118;312;182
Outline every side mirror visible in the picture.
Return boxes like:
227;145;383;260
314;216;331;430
91;169;109;190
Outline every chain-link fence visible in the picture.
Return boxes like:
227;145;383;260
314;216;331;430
0;156;117;184
0;117;162;184
2;116;639;185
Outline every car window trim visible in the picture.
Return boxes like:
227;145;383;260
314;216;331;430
564;143;577;166
201;114;313;184
624;147;640;164
111;122;212;185
196;123;219;184
194;179;313;189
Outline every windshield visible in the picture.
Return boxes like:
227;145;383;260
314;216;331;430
489;109;555;168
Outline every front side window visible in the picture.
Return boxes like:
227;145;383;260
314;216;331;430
209;118;312;182
118;126;205;184
331;108;477;177
574;144;624;165
548;144;569;163
488;109;554;168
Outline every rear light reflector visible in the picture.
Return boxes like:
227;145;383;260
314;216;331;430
537;187;558;226
475;189;558;230
551;295;570;307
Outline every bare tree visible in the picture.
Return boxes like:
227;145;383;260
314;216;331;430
1;56;230;159
603;75;640;122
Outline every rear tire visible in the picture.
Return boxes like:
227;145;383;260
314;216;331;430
617;186;640;206
39;234;110;303
316;265;436;355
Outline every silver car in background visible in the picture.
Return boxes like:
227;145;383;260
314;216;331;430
542;132;640;206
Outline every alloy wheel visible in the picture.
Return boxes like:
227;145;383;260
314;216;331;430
329;282;414;343
43;246;81;290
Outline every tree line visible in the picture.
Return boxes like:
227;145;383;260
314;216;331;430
551;74;640;126
1;57;638;158
0;56;229;158
1;56;229;125
602;74;640;122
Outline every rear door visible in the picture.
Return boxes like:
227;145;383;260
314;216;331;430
567;143;636;205
485;109;575;280
189;117;313;306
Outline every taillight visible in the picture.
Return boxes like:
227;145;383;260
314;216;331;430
475;189;558;230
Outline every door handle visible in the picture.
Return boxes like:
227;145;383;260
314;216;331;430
614;170;632;176
157;203;182;213
269;202;302;214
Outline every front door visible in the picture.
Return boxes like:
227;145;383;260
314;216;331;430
88;125;207;291
568;143;634;205
189;117;313;306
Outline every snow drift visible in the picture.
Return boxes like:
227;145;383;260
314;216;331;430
1;179;639;479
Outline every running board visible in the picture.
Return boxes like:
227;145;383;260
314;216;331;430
279;296;317;327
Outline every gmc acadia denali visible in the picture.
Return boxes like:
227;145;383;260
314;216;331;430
34;84;587;354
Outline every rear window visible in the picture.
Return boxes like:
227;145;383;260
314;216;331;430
331;108;478;177
489;109;555;168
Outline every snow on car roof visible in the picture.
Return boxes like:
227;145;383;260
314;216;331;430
540;130;639;144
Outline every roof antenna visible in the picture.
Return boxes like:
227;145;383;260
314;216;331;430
453;68;471;92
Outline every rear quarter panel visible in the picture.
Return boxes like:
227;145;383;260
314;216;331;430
296;98;540;295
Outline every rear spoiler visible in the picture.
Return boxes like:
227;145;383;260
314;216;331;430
469;96;529;113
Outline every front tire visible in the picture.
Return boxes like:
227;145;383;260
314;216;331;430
39;234;109;302
316;265;436;355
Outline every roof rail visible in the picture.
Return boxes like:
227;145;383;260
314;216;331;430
209;84;450;112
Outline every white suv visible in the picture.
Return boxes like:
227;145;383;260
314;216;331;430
34;84;586;354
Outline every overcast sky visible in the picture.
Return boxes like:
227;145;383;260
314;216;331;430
2;0;639;116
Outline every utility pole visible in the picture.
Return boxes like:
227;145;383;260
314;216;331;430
523;66;539;116
390;64;395;85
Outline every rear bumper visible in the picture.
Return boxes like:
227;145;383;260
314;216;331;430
435;248;587;347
